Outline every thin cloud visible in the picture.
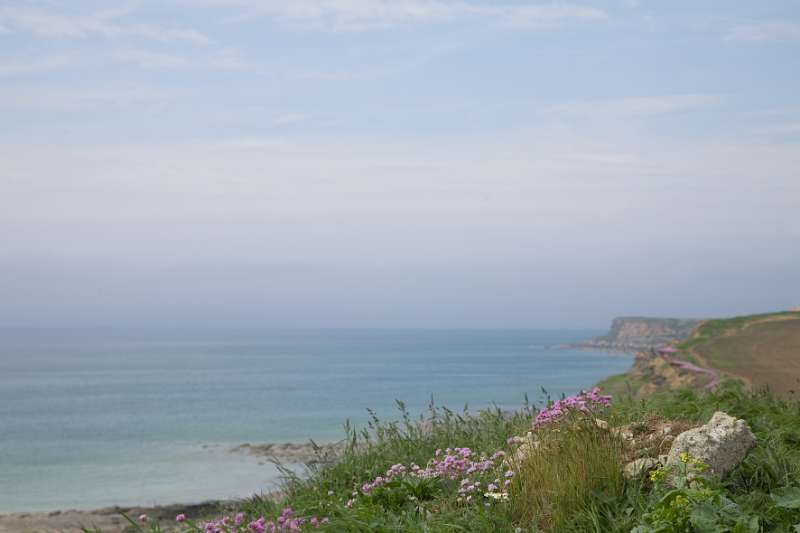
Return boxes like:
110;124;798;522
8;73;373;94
112;48;251;70
546;94;722;117
184;0;607;32
0;5;209;43
299;70;360;81
0;86;171;110
727;21;800;42
0;54;77;77
206;48;253;70
488;4;608;29
115;49;190;69
271;112;313;126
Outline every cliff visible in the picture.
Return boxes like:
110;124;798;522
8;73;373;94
583;316;702;351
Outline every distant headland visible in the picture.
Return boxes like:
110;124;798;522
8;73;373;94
575;316;703;352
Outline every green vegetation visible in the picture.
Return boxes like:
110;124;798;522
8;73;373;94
633;453;759;533
678;311;800;396
596;371;649;398
678;311;799;352
119;383;800;532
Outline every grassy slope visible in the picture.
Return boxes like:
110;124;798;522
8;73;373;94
679;311;800;396
598;310;800;398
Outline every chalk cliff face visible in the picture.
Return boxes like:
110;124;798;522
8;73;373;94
585;317;702;351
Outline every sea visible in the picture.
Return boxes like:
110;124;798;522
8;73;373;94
0;328;631;513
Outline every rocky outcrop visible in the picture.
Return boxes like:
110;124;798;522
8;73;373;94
665;411;756;478
621;411;755;480
231;441;343;464
581;317;703;351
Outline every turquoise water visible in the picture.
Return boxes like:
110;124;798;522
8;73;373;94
0;329;631;512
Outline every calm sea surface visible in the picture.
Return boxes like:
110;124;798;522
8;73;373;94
0;329;631;512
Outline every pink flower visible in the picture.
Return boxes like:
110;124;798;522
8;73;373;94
175;513;187;522
138;514;148;522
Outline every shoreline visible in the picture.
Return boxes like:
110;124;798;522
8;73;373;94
0;500;233;533
0;441;343;532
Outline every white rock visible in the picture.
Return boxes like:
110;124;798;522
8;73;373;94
666;411;755;478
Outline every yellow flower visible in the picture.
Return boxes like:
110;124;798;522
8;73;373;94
649;465;666;483
679;452;690;464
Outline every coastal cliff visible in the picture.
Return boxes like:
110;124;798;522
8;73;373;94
581;316;702;351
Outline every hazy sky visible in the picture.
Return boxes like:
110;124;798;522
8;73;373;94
1;0;799;329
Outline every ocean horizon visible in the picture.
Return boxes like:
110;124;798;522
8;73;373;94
0;328;632;513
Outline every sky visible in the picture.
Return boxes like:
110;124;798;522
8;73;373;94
1;0;799;329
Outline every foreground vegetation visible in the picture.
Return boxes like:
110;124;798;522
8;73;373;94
114;382;800;532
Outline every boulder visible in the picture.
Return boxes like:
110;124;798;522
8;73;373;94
666;411;755;478
623;457;660;479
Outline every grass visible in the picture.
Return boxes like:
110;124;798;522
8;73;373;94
678;311;799;352
119;383;800;532
595;372;643;397
510;415;626;531
677;311;800;395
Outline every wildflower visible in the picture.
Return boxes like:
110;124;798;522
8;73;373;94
327;490;334;496
679;451;690;464
532;388;611;428
176;513;187;522
138;514;148;523
649;465;666;483
504;470;514;478
346;499;354;508
235;513;245;525
484;491;509;502
248;517;267;533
